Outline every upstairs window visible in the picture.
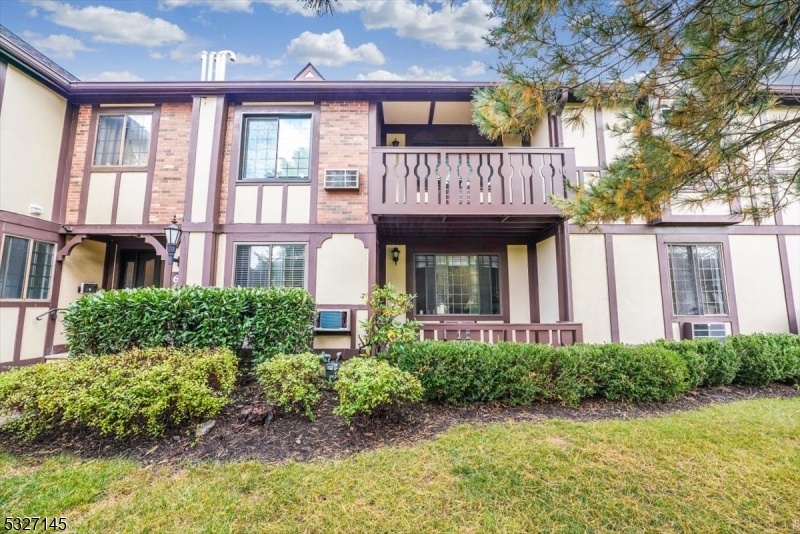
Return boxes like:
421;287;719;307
667;244;728;315
93;114;152;166
234;244;306;288
414;254;501;315
0;236;55;300
240;116;311;181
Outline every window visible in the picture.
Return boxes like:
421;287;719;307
93;114;152;166
414;254;500;315
667;244;728;315
234;244;306;288
241;116;311;180
0;236;55;300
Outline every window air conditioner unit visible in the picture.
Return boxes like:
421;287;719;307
682;322;727;341
315;310;351;332
324;169;359;190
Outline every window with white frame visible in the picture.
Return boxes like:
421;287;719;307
240;115;311;180
414;254;501;315
234;244;306;288
667;244;728;315
0;236;56;300
93;114;152;166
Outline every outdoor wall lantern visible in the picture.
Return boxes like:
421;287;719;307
164;215;182;265
391;137;400;147
391;247;401;265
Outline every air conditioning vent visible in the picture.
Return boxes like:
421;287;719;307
315;310;351;332
324;169;359;189
682;322;727;341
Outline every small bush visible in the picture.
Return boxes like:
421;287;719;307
492;342;558;404
62;286;315;364
255;353;324;420
358;284;421;362
333;358;423;424
596;344;690;403
731;333;800;385
0;347;237;440
552;344;604;406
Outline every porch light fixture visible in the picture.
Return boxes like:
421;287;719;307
391;247;401;265
391;137;400;147
165;215;182;265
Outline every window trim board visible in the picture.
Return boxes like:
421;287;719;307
0;234;56;301
230;241;309;290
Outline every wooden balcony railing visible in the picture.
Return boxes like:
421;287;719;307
419;322;583;346
369;147;577;216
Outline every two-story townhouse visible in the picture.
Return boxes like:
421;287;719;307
1;27;798;368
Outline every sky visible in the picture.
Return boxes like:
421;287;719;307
0;0;502;82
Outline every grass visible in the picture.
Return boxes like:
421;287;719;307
2;398;799;533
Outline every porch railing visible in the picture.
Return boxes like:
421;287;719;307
418;322;583;346
369;147;577;216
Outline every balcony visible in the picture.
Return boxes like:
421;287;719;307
369;147;577;218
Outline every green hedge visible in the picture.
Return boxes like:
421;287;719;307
0;347;237;439
255;353;325;421
397;333;799;407
63;286;315;364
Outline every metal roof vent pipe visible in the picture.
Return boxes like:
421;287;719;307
200;50;236;81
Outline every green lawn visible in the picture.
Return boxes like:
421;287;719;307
2;398;799;533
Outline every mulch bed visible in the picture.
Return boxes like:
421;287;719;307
3;383;798;466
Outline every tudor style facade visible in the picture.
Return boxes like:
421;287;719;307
1;27;798;368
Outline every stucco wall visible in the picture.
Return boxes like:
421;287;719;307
20;307;48;361
315;234;369;305
54;239;107;346
536;237;559;323
729;235;790;333
0;308;19;363
385;244;406;293
0;65;66;221
569;234;612;343
613;234;665;343
190;97;219;223
507;245;531;323
562;105;599;168
184;232;207;285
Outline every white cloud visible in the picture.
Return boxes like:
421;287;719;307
22;31;94;59
159;0;362;14
27;8;39;16
286;29;384;67
236;53;262;65
265;58;283;68
82;70;145;82
29;0;187;47
150;51;165;59
459;60;485;76
357;65;456;81
360;0;492;52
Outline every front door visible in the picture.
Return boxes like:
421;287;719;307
118;250;163;289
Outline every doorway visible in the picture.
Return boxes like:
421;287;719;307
118;250;163;289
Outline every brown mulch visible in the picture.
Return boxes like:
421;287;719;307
2;383;798;466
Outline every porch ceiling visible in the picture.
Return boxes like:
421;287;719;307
375;215;564;240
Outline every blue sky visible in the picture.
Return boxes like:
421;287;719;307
0;0;501;82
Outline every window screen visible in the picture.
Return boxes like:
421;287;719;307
234;244;306;288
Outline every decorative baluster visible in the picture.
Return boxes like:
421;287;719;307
498;153;514;204
458;154;471;205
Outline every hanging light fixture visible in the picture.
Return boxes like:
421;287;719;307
164;215;182;265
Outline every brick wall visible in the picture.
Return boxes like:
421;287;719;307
65;105;92;224
317;101;370;224
218;104;235;224
148;103;193;224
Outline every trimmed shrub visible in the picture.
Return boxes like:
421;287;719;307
552;344;604;406
731;333;800;385
255;353;324;420
333;358;423;425
651;339;739;387
596;344;690;403
492;342;558;404
0;347;237;439
62;286;315;364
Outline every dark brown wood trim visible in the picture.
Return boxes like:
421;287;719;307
141;104;162;223
306;233;332;299
570;223;800;235
110;172;122;224
555;221;574;322
101;240;116;289
554;114;564;147
656;234;741;340
0;212;62;235
1;357;45;371
12;307;25;363
427;101;436;125
594;107;606;167
309;104;321;224
200;232;215;286
204;97;228;224
225;103;243;225
178;230;189;285
604;234;620;342
183;96;203;222
404;243;512;323
52;344;67;354
527;243;540;323
44;233;67;355
255;185;264;223
0;61;7;116
78;105;100;224
0;301;52;308
67;224;170;234
649;213;744;226
777;234;798;334
52;103;76;223
56;234;87;261
281;184;289;223
221;223;376;234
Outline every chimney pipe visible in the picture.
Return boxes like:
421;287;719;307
200;51;208;81
215;50;237;81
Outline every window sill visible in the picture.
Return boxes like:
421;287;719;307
236;179;312;185
90;165;149;172
411;314;503;322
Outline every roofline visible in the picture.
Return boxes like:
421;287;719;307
0;32;75;95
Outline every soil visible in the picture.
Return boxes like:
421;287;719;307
3;383;798;466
